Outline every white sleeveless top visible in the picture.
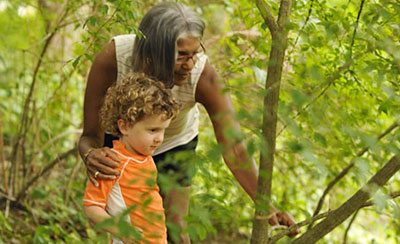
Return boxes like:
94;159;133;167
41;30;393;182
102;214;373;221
112;34;207;155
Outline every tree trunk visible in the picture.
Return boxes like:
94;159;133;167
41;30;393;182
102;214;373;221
251;0;292;243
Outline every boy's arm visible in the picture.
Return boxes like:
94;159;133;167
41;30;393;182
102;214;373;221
83;205;143;244
83;205;120;235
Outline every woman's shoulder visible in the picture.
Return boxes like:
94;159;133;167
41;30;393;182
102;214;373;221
196;62;219;91
112;34;136;43
195;61;225;106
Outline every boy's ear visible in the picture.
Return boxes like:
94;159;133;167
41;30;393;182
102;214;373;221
117;119;128;135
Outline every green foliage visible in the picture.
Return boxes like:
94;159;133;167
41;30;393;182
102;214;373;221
1;0;399;243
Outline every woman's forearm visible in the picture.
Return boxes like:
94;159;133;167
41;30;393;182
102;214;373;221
222;142;258;201
78;135;103;161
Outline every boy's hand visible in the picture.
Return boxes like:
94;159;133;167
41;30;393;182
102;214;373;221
121;237;138;244
121;227;144;244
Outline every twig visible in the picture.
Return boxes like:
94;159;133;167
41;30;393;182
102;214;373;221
255;0;278;34
277;0;292;29
342;209;359;244
361;190;400;208
277;58;354;136
64;150;82;206
277;45;376;137
309;119;399;228
28;129;82;173
293;0;315;47
348;0;365;60
348;71;376;98
0;191;15;201
269;211;331;243
276;153;306;188
269;190;400;243
9;0;72;198
11;2;70;161
15;146;77;202
8;29;54;215
0;112;7;192
292;156;400;244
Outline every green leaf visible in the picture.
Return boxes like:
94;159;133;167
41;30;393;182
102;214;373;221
117;220;135;237
31;187;47;200
290;89;309;108
372;191;390;213
72;56;81;68
88;16;97;26
314;132;327;147
261;22;268;30
33;226;51;244
310;65;323;81
286;140;304;153
0;212;12;231
101;4;109;15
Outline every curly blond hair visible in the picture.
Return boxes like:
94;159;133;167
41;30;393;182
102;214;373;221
100;73;180;136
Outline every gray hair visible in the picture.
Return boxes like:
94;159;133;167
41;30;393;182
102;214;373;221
131;2;205;88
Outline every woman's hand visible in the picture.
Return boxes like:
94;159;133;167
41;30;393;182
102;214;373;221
268;209;300;237
85;147;121;186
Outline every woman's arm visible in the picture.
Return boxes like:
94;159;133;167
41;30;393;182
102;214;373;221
196;61;259;200
196;62;299;236
79;41;121;185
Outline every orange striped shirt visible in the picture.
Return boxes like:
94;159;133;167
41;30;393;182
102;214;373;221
83;140;167;244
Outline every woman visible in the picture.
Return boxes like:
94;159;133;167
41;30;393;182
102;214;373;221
79;2;298;243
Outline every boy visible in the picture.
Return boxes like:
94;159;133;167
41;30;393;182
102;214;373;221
83;73;179;244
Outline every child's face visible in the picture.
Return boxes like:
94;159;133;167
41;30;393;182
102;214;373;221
119;114;172;156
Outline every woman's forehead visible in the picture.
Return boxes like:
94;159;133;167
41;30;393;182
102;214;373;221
176;37;201;53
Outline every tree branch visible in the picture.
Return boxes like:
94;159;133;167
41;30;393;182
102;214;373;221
292;155;400;244
342;209;359;244
255;0;278;34
309;119;399;227
64;150;82;206
268;190;400;243
361;190;400;208
348;0;365;59
277;57;354;136
14;146;77;202
269;211;331;243
0;191;15;202
0;112;7;192
9;0;72;196
293;0;315;47
277;0;292;29
277;46;376;137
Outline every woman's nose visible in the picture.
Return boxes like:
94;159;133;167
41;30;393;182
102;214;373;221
182;57;195;70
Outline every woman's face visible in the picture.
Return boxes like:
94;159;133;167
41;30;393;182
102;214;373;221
173;36;203;86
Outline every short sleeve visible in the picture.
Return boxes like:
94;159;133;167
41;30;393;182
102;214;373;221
83;179;116;209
